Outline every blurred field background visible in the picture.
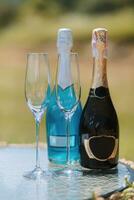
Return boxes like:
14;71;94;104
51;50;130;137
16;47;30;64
0;0;134;160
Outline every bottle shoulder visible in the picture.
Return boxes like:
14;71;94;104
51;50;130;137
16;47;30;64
79;87;119;134
81;96;118;120
83;87;116;112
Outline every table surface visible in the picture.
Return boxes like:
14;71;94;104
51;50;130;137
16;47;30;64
0;147;134;200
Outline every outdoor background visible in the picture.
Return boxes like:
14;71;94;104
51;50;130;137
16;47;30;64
0;0;134;160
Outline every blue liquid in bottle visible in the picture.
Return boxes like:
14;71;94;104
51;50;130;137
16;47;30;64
46;28;82;164
46;86;82;164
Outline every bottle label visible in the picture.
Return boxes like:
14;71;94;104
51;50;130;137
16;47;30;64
83;134;118;161
49;135;75;147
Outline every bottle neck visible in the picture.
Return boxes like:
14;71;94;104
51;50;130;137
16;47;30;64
57;50;72;90
91;57;108;89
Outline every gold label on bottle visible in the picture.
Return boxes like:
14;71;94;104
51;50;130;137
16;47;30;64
84;135;118;162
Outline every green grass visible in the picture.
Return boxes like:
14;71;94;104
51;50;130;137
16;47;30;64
0;8;133;47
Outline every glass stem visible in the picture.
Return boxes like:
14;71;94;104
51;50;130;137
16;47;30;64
35;120;40;168
66;113;71;165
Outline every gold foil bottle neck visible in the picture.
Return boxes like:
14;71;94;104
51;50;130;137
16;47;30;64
92;28;108;59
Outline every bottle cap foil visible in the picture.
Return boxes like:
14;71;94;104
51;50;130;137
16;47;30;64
57;28;73;50
92;28;108;58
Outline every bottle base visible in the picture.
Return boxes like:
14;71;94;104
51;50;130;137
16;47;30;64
80;159;118;170
47;149;80;165
49;158;79;165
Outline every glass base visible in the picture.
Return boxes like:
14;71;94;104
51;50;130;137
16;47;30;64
23;167;48;180
53;165;83;177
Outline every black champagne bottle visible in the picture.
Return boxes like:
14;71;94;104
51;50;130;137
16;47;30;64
79;28;119;169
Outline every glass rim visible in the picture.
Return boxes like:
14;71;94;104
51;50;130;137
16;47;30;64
70;52;79;56
57;52;78;55
27;52;48;56
70;52;78;55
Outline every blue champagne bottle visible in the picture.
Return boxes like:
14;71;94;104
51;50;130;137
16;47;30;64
46;28;82;164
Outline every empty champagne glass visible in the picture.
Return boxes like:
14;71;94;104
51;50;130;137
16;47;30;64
24;53;51;180
55;53;81;175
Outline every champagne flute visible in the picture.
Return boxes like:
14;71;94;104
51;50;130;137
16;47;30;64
24;53;51;180
55;53;81;175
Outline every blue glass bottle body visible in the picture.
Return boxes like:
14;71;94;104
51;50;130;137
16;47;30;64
46;86;82;164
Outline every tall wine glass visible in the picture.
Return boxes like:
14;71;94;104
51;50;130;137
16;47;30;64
55;53;81;175
24;53;51;180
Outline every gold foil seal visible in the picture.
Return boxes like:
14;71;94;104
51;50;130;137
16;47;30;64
92;28;108;58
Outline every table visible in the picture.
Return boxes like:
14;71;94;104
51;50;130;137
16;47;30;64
0;147;134;200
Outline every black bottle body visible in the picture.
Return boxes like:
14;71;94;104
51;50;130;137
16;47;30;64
79;87;119;169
